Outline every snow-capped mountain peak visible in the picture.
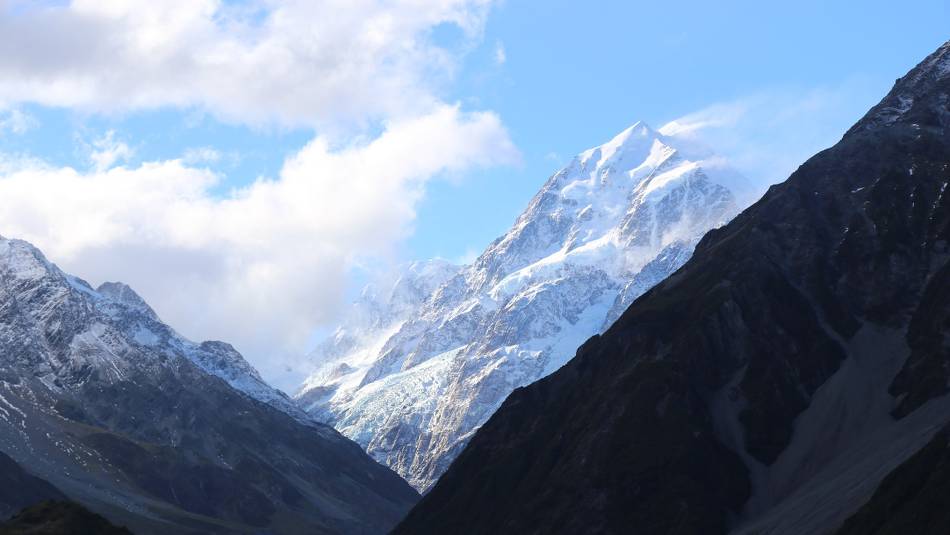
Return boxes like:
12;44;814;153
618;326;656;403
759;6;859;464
577;120;658;169
96;281;155;313
0;237;56;281
296;121;755;490
0;236;302;417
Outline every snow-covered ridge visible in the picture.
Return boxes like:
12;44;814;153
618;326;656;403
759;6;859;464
296;122;756;490
0;236;302;418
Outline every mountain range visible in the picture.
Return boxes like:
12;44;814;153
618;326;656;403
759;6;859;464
2;35;949;535
0;237;418;534
395;39;950;534
296;121;756;490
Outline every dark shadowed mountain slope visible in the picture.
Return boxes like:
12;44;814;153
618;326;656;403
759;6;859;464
0;237;418;534
0;452;65;520
0;501;133;535
394;40;950;535
836;422;950;535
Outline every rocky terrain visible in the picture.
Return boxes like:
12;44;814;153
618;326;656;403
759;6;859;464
395;40;950;534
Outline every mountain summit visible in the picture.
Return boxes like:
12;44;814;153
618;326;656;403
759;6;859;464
394;40;950;534
297;120;755;490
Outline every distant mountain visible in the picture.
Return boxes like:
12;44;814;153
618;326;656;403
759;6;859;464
394;40;950;534
0;237;418;534
90;278;302;418
297;122;755;490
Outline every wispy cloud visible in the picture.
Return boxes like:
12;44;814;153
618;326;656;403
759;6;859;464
0;108;37;135
660;80;883;190
454;246;482;265
494;41;507;65
182;146;222;165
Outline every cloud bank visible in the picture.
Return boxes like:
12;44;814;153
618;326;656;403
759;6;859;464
0;0;494;129
0;0;514;388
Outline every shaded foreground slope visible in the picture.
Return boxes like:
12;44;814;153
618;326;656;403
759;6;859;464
0;452;65;520
837;423;950;535
0;501;132;535
395;40;950;534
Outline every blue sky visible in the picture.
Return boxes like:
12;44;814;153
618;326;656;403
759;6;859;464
0;0;946;387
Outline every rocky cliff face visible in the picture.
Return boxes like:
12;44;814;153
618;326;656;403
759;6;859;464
394;40;950;534
297;123;752;490
0;237;418;534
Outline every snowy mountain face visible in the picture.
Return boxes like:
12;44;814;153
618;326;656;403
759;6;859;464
296;259;460;421
8;257;297;420
74;277;305;417
296;122;754;490
0;236;418;533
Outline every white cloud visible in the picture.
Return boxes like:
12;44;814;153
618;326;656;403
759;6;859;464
453;246;481;265
0;104;517;388
0;0;496;129
86;130;134;171
0;0;519;390
182;147;223;165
